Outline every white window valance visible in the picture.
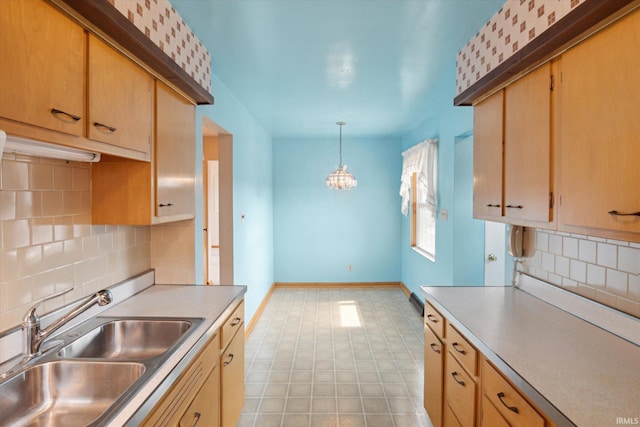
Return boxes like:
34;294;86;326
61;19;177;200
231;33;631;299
399;138;438;216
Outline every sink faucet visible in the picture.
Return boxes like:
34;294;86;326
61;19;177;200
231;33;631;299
23;289;114;356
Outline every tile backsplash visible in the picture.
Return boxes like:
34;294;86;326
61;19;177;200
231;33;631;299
521;229;640;318
0;154;151;331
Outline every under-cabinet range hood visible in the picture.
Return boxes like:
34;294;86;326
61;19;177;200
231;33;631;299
0;130;100;162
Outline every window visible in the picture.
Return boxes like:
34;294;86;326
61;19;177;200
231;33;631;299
411;172;436;260
400;139;438;261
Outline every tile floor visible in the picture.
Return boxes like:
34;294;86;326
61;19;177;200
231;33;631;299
238;286;433;427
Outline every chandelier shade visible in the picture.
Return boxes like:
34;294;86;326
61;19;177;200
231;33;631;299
326;121;357;190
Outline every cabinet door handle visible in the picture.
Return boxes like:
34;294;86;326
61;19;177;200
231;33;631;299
158;203;174;207
451;371;465;386
485;203;501;208
230;317;241;327
608;210;640;217
191;412;201;427
93;122;117;133
426;314;439;323
429;343;441;354
224;353;234;366
497;392;519;414
50;108;81;122
452;342;466;355
506;205;523;209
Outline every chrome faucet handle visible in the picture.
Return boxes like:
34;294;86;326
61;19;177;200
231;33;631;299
23;287;74;324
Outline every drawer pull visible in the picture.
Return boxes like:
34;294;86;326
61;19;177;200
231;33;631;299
50;108;81;122
426;314;439;323
429;343;441;354
485;203;501;208
230;317;241;327
506;205;523;209
497;392;519;414
93;121;117;133
451;371;465;386
452;342;466;355
223;353;234;366
158;203;173;207
608;210;640;217
191;412;201;427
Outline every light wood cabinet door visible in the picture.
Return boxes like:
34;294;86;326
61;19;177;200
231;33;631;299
558;10;640;236
221;325;245;427
88;34;153;159
444;352;476;427
473;90;504;220
424;325;444;427
0;0;84;136
179;364;220;427
504;62;552;224
155;82;196;219
481;396;510;427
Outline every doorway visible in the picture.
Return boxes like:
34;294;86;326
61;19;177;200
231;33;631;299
202;116;234;285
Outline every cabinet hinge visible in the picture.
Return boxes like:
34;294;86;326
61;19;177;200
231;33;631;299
550;74;555;91
549;192;554;209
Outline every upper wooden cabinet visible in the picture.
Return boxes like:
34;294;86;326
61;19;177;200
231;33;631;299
155;82;196;218
473;63;553;226
558;9;640;238
473;90;504;220
503;62;553;225
88;34;153;160
0;0;85;136
92;82;195;225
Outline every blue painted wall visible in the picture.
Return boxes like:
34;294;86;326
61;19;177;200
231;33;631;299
194;76;275;324
273;136;402;282
400;61;485;296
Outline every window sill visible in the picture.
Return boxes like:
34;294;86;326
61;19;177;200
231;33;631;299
412;246;435;263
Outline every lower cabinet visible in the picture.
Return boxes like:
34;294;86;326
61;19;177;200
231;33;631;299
220;303;245;427
142;298;245;427
425;304;549;427
179;364;220;427
142;333;220;426
444;350;476;427
424;325;444;427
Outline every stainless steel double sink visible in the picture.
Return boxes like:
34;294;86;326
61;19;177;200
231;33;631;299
0;316;204;426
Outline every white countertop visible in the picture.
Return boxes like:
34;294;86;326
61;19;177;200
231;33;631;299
420;284;640;427
101;283;246;426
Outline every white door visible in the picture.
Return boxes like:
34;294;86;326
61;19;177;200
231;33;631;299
484;221;506;285
207;161;220;285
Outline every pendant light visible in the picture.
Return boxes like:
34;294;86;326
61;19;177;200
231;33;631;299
325;121;357;190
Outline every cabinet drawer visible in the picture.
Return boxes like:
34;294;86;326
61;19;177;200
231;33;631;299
482;360;544;427
424;325;444;427
143;333;220;426
445;352;476;427
446;323;477;376
444;402;463;427
179;363;220;427
425;301;444;339
221;300;244;350
221;328;245;427
481;395;510;427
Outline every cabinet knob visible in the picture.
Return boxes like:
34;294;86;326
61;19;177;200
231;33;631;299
608;210;640;217
487;253;498;262
50;108;81;122
451;371;465;386
93;122;117;133
497;392;519;413
223;353;234;366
